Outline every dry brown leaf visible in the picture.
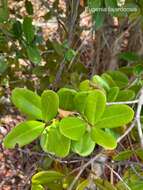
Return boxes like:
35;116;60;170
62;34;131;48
58;109;75;118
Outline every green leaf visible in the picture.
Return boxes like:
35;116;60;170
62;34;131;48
95;178;117;190
65;49;76;61
23;16;34;43
105;0;118;8
136;149;143;160
25;0;34;15
46;182;63;190
88;0;101;9
91;128;117;149
0;0;9;23
52;41;64;56
84;90;106;125
113;150;133;161
79;80;92;91
76;179;89;190
40;124;71;158
72;132;95;156
58;88;77;111
116;169;143;190
32;171;64;185
105;0;118;16
119;66;134;76
134;64;143;76
0;56;8;74
3;121;45;148
118;52;140;62
107;71;129;88
101;73;116;87
92;75;110;91
27;45;41;65
94;11;105;30
12;20;23;38
107;87;119;102
41;90;59;122
74;91;89;114
116;90;135;101
59;117;86;140
12;88;42;119
31;184;44;190
96;105;134;128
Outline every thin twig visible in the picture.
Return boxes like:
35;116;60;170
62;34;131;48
136;88;143;147
107;99;139;105
105;164;131;190
52;58;66;89
17;148;84;164
68;28;93;70
67;153;103;190
117;88;143;146
117;120;136;143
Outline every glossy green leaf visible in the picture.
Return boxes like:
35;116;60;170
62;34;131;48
84;90;106;125
3;121;45;148
113;150;133;161
107;87;119;102
23;16;34;43
40;124;71;157
91;128;117;149
96;105;134;128
116;89;135;101
58;88;77;111
74;91;89;114
27;45;41;65
59;117;86;140
72;132;95;156
31;184;44;190
92;75;110;91
107;71;129;88
46;182;63;190
41;90;59;122
32;171;64;185
25;0;33;15
101;73;116;87
79;80;92;91
12;88;42;119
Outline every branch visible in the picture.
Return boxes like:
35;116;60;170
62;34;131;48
52;58;66;89
136;88;143;147
117;88;143;147
107;99;139;105
117;120;136;143
105;164;131;190
67;153;104;190
68;28;93;70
